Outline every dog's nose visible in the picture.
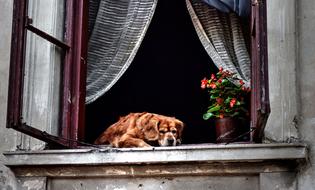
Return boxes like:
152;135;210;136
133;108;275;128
167;138;175;145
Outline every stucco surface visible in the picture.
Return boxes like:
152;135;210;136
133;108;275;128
265;0;299;142
0;1;19;190
49;176;259;190
0;0;314;190
296;0;315;189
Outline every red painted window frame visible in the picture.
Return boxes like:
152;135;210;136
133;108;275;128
250;0;270;142
6;0;88;148
6;0;269;148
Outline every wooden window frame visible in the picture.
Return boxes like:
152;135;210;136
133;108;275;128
7;0;88;148
250;0;270;142
6;0;269;148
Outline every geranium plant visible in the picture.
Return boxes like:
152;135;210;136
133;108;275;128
201;68;250;120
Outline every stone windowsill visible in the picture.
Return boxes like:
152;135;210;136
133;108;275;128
3;143;307;177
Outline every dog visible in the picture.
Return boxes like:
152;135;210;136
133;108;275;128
94;112;184;148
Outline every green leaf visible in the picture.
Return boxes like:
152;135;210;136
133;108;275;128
221;79;229;84
210;89;219;94
203;113;214;120
207;104;216;109
224;97;232;103
207;105;221;113
210;95;218;99
230;112;240;117
225;108;232;112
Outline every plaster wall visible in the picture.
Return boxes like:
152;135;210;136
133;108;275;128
49;176;259;190
0;0;314;190
265;0;299;142
296;0;315;189
0;1;19;189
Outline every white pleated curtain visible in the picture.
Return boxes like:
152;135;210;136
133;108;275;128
86;0;158;104
86;0;251;104
186;0;251;87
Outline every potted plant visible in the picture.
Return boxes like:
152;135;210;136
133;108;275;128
201;68;250;143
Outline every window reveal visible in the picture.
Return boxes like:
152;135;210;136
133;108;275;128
7;0;269;148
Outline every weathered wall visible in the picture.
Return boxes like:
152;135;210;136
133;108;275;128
266;0;315;188
49;176;259;190
0;0;314;189
0;0;16;156
0;1;19;190
296;0;315;189
265;0;299;143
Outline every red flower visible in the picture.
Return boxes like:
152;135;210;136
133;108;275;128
209;83;217;89
219;113;224;118
242;87;251;92
219;67;223;73
230;98;237;108
217;78;222;83
239;80;244;85
201;78;208;89
216;98;223;105
211;74;216;80
201;78;208;84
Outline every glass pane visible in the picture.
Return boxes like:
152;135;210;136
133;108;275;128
22;31;64;136
28;0;66;41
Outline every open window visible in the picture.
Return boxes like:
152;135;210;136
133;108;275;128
7;0;269;148
7;0;87;148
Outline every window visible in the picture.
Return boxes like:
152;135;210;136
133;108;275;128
7;0;269;148
7;0;87;148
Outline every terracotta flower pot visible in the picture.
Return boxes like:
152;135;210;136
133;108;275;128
215;117;241;143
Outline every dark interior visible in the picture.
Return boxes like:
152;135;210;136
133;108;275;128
85;0;219;144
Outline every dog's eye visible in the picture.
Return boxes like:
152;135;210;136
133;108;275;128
159;130;165;134
171;130;177;134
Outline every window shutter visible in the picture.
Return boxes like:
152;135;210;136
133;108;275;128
7;0;87;148
250;0;270;142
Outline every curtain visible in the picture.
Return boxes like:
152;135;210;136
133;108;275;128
186;0;251;87
86;0;158;104
86;0;251;103
201;0;250;17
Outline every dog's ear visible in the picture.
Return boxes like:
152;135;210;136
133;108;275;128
175;120;185;140
143;117;160;141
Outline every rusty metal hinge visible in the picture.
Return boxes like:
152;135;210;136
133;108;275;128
252;0;260;6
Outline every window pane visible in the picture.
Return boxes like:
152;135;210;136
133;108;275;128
22;31;64;136
28;0;65;41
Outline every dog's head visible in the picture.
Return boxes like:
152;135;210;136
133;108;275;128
156;116;184;147
136;113;184;147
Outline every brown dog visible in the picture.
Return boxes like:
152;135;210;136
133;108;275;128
94;112;184;148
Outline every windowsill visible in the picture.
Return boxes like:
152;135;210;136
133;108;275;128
3;143;307;177
4;143;307;165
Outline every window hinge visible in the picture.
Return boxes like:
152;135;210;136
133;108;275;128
81;57;86;65
26;16;33;26
252;0;259;6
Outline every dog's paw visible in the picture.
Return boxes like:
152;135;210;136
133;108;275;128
138;142;152;148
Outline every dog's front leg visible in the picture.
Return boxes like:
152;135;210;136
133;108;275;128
118;134;151;148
